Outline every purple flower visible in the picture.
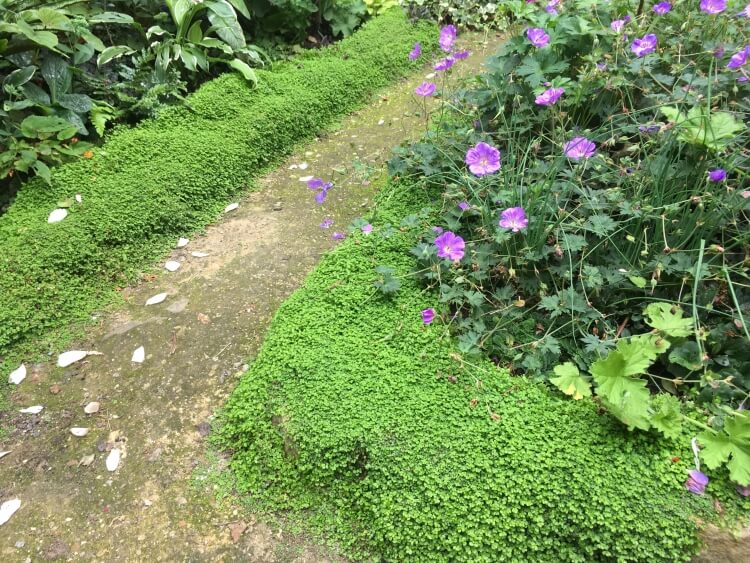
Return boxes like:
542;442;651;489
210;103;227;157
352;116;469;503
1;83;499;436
320;217;333;229
727;46;750;69
361;223;373;235
611;19;627;32
432;226;444;234
332;231;345;240
415;81;436;97
439;25;457;52
465;142;502;176
714;45;726;59
563;137;596;160
535;87;565;106
596;62;607;71
700;0;726;14
653;2;671;14
741;4;750;18
737;484;750;497
526;28;551;48
631;34;658;57
408;42;421;61
685;470;709;494
434;56;455;71
421;308;435;325
458;201;470;211
453;50;470;60
545;0;561;14
308;178;334;204
499;207;529;233
708;168;727;182
639;124;660;134
434;231;465;261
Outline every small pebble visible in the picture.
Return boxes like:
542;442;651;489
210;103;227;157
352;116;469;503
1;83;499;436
273;201;283;211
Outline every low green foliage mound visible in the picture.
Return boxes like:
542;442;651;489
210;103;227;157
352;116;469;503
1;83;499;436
0;10;436;359
218;181;715;562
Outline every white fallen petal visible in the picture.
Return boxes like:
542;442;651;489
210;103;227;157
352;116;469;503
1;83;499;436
164;261;181;272
299;175;313;182
176;237;189;248
191;251;209;258
106;448;121;471
19;405;43;414
47;208;68;224
84;401;100;414
288;164;298;170
223;203;239;213
75;194;82;203
378;119;385;126
0;499;21;526
145;293;168;306
57;350;98;368
9;364;26;385
298;162;309;170
70;427;89;437
425;72;436;79
131;346;145;364
0;451;11;460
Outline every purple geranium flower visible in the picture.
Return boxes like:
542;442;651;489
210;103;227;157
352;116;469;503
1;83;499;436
439;25;457;52
737;484;750;497
653;2;671;14
639;124;661;134
708;168;727;182
434;231;465;261
631;34;658;57
458;201;470;211
434;56;455;71
453;50;470;60
415;81;436;97
465;142;502;176
526;28;551;48
320;217;333;229
700;0;726;14
408;42;421;61
361;223;373;235
611;19;627;32
432;226;444;234
421;308;435;325
332;231;345;240
546;0;561;15
499;207;529;232
308;178;333;204
741;4;750;18
727;46;750;69
685;470;709;494
563;137;597;160
535;87;565;106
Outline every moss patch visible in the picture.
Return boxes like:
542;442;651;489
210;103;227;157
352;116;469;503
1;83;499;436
0;10;437;369
215;179;731;562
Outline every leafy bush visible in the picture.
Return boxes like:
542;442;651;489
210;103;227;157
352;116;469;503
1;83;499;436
402;0;510;29
0;10;436;361
389;1;750;486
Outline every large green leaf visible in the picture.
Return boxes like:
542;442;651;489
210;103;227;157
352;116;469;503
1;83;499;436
591;350;652;430
2;66;36;89
19;115;74;137
227;58;257;84
88;12;134;24
97;45;134;67
617;334;670;376
41;56;71;103
550;362;592;400
206;0;245;50
58;93;92;114
650;395;682;440
699;413;750;485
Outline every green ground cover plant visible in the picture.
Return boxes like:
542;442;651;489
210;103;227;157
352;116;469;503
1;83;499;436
217;177;748;561
388;1;750;490
0;10;436;369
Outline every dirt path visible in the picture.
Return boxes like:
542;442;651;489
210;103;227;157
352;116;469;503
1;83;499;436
0;33;505;562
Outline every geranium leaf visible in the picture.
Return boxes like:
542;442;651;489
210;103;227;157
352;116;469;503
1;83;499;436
644;303;693;338
650;395;682;440
550;362;591;400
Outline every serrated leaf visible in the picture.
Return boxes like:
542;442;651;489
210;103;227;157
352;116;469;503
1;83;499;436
644;303;693;337
650;395;682;439
628;276;647;289
699;412;750;485
550;362;591;400
591;351;652;430
617;334;670;376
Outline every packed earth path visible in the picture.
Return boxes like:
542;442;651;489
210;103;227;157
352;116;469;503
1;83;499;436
0;32;505;562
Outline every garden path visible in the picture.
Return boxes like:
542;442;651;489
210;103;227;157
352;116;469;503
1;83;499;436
0;32;504;562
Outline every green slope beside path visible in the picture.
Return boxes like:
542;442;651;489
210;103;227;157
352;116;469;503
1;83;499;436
218;179;716;562
0;11;436;361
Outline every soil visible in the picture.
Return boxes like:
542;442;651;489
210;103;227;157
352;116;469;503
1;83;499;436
0;32;504;562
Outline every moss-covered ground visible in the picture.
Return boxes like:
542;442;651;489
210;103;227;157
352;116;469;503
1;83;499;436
217;178;749;562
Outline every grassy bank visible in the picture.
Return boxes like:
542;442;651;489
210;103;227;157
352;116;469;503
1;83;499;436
215;179;735;562
0;10;436;370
